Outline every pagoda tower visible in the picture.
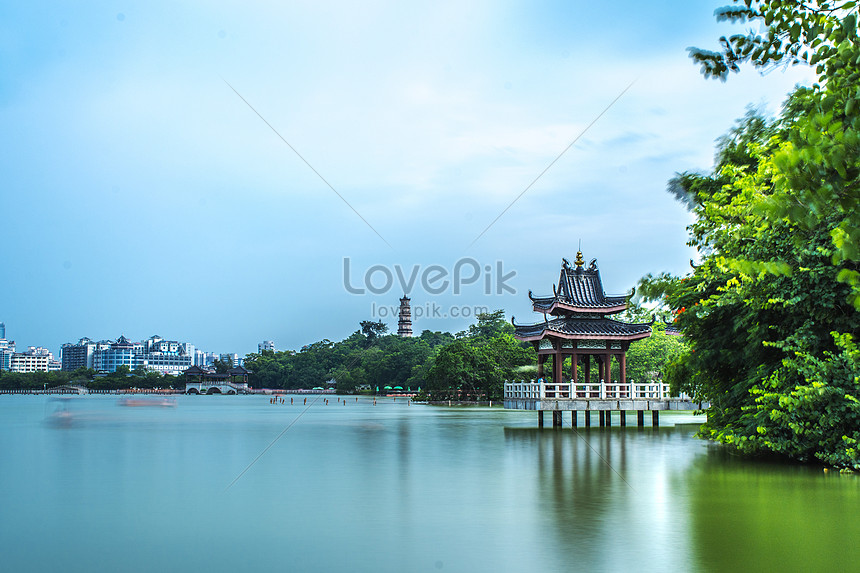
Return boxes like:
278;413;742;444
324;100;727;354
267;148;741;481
397;296;413;337
512;251;652;386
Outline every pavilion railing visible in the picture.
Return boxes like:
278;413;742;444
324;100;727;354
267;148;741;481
503;380;687;401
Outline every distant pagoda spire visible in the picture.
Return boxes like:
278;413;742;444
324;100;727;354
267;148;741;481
397;296;413;337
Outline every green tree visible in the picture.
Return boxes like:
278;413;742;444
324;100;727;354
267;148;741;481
625;325;689;387
691;1;860;307
360;320;388;340
426;311;534;400
639;1;860;468
213;356;233;374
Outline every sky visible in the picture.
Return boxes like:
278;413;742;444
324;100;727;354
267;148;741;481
1;1;817;358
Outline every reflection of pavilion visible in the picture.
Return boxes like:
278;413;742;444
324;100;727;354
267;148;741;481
506;252;700;427
184;365;252;394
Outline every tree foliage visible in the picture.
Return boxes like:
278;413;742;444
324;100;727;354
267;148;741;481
243;326;453;393
692;0;860;307
213;356;233;374
424;311;534;400
625;324;689;387
641;1;860;468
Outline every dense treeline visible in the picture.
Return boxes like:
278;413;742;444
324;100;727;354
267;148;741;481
244;324;455;393
2;311;687;403
640;1;860;469
243;311;537;400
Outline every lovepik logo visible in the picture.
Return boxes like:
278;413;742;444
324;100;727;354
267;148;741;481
343;258;516;296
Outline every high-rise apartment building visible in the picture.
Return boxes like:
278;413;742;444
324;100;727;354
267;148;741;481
258;340;275;353
0;326;15;371
61;337;101;371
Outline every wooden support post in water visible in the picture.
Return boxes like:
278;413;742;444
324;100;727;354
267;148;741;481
606;410;611;427
637;410;644;426
553;410;562;428
599;411;605;427
571;411;577;428
620;410;627;427
585;411;591;427
538;410;544;428
652;410;659;427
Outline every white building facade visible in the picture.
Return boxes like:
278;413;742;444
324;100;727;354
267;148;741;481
9;347;60;373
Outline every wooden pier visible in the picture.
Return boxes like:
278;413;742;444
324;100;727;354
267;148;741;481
504;380;705;427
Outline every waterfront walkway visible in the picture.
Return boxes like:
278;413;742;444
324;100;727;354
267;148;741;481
504;380;706;427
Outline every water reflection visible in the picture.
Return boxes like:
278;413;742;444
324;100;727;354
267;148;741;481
5;397;858;572
678;443;860;571
505;425;703;571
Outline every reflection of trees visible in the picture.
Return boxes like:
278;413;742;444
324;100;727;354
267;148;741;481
677;446;860;571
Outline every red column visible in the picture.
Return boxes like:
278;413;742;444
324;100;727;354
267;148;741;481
553;351;563;383
572;352;578;385
604;353;611;383
584;355;591;384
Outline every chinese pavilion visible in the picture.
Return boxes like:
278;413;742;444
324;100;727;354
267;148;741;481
512;251;652;386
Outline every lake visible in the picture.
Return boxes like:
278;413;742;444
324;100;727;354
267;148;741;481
0;395;857;572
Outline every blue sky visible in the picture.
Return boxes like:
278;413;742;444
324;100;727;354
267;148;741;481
1;1;815;358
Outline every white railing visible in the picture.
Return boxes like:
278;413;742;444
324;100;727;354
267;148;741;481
504;380;679;400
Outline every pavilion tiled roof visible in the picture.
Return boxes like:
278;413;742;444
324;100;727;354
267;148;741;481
529;256;630;313
228;365;253;375
512;316;652;340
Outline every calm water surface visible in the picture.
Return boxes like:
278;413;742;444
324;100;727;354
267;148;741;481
1;395;857;572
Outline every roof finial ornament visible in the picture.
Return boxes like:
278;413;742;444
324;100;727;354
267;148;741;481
574;250;585;268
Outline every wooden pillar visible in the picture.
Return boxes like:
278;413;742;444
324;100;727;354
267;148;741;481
605;353;611;385
571;410;577;427
552;410;562;428
652;410;659;427
620;352;627;386
584;411;591;427
572;352;578;385
637;410;644;426
584;355;591;385
620;410;627;427
599;410;605;426
538;410;544;428
553;351;563;384
606;410;611;427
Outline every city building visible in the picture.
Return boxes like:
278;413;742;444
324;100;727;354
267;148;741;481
61;337;101;371
137;335;194;375
58;333;243;375
258;340;275;353
9;347;60;373
73;334;195;375
93;335;138;372
219;353;242;367
0;329;15;371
